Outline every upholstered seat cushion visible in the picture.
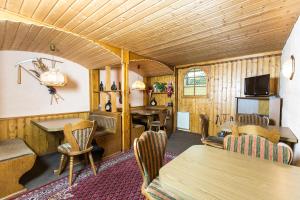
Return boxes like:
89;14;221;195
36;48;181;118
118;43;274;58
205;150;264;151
57;143;71;154
0;139;34;162
146;177;178;200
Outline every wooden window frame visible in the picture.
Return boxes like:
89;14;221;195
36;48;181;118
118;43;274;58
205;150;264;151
182;66;209;98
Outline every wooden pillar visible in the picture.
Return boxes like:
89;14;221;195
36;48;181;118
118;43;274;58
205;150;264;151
143;77;148;106
89;69;99;112
105;66;111;91
121;49;130;151
174;68;178;132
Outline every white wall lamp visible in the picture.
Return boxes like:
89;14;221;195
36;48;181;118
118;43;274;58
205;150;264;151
282;55;296;80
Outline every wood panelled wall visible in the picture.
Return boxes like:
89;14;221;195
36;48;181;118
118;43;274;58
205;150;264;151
0;112;89;155
177;53;281;135
146;75;175;107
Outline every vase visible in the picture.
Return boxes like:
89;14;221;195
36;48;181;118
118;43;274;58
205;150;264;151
111;81;117;91
99;81;104;91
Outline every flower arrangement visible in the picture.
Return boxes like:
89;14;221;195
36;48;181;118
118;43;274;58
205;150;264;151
167;82;174;97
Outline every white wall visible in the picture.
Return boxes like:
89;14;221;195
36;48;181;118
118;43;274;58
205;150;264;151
99;69;144;107
0;51;89;118
280;17;300;161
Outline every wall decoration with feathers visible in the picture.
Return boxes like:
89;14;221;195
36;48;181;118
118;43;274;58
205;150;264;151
15;57;65;105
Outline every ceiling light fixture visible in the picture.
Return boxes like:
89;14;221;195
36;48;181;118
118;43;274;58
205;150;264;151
131;65;145;90
40;44;67;86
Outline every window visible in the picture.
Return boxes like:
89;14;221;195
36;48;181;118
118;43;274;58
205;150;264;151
183;68;207;96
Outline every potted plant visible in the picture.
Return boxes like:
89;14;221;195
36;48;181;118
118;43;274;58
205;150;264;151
153;82;167;92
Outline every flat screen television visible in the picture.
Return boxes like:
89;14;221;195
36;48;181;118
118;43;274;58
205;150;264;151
244;74;270;96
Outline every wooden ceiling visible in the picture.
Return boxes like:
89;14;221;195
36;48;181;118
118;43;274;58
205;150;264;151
0;20;120;68
0;0;300;68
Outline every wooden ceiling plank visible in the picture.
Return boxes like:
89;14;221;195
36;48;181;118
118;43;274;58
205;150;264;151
82;0;146;37
53;0;94;28
62;0;111;31
155;30;289;61
118;0;262;50
19;0;41;17
43;0;77;25
137;9;299;56
111;0;297;52
144;17;293;57
11;22;31;49
5;0;24;13
71;0;128;34
1;20;19;49
106;0;239;45
101;0;199;42
88;0;161;39
0;0;7;9
0;20;7;48
31;0;59;21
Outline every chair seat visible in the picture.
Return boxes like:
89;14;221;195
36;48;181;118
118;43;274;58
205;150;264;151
145;177;178;200
57;143;71;154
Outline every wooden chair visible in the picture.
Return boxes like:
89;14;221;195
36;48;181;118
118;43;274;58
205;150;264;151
231;124;280;143
200;114;224;149
55;120;97;186
238;114;269;127
134;131;177;200
149;109;168;131
224;135;293;164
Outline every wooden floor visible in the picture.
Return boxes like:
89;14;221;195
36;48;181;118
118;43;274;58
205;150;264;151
20;130;202;190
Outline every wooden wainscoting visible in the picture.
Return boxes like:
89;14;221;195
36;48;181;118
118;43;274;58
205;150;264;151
177;52;281;135
0;112;89;156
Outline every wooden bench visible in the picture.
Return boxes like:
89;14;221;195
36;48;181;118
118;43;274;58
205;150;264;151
0;139;36;198
89;111;122;157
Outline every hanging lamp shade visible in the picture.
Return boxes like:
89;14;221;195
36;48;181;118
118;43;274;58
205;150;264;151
40;68;67;87
132;80;146;90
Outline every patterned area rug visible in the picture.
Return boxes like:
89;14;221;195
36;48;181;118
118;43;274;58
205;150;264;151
13;151;176;200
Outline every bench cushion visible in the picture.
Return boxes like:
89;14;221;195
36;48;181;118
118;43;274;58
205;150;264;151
89;114;117;134
0;139;34;162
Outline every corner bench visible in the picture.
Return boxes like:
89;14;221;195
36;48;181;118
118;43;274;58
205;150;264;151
0;139;36;198
89;111;122;157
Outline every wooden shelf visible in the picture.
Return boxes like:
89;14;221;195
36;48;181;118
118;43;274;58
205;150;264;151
94;90;121;93
151;92;168;94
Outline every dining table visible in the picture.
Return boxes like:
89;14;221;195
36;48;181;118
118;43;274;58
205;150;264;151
130;109;160;128
31;118;83;144
159;145;300;200
219;120;298;147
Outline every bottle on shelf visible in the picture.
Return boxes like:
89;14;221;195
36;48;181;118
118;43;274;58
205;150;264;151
105;99;112;112
99;81;104;91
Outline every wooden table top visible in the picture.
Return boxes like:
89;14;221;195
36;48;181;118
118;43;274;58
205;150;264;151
269;126;298;144
159;145;300;200
130;109;160;116
31;118;82;132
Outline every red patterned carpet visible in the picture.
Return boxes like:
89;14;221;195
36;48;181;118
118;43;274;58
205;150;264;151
13;151;175;200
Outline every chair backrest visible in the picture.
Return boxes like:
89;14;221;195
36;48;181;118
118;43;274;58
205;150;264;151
158;109;168;126
238;114;269;127
199;114;209;139
64;120;97;152
231;124;280;143
134;130;167;189
224;135;293;164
